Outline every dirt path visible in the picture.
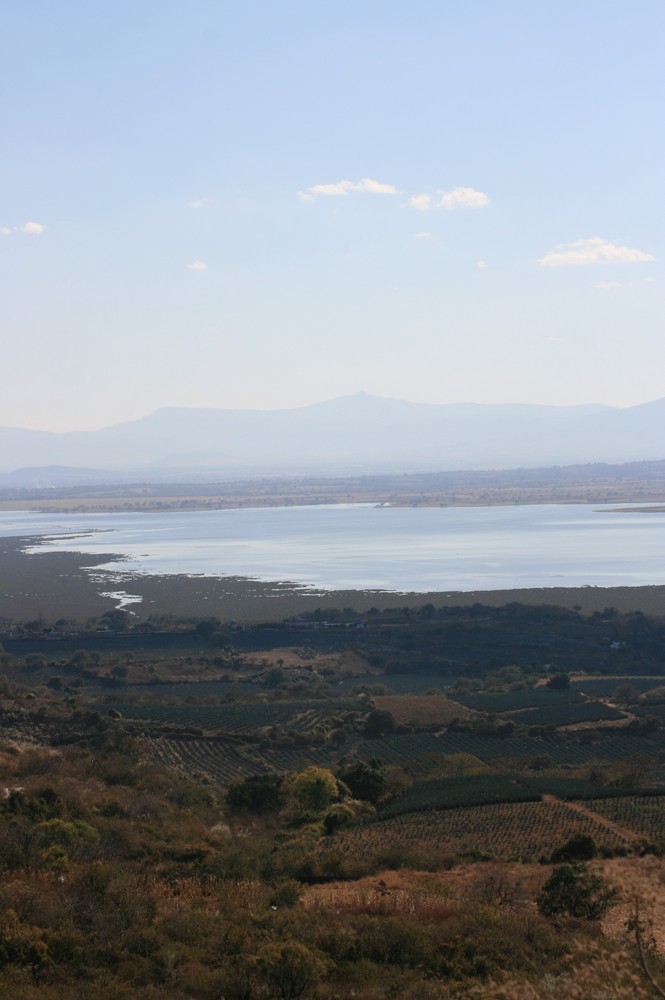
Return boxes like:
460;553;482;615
542;794;636;843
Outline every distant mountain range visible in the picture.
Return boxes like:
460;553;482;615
1;392;665;486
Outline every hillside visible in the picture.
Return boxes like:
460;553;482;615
2;604;665;997
2;393;665;483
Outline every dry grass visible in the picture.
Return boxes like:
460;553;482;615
306;860;665;998
600;856;665;953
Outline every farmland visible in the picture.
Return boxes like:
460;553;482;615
3;600;665;997
317;798;635;867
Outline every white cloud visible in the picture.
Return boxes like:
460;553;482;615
438;186;490;210
406;194;433;212
298;177;398;200
190;198;215;209
405;186;489;211
596;280;622;290
538;237;655;267
2;220;45;235
413;231;432;239
187;261;208;271
476;259;487;268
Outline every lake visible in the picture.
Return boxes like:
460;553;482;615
1;502;664;594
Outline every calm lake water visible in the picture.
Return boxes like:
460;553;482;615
2;503;665;593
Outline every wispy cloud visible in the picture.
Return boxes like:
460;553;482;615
187;261;208;271
298;178;398;201
406;186;490;211
539;237;655;267
596;280;622;290
190;198;215;209
2;220;45;235
407;194;433;212
439;186;490;210
476;259;487;269
413;231;432;239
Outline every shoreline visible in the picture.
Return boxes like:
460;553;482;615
2;496;665;515
1;534;664;624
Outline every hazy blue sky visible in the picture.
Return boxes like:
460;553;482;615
2;1;663;431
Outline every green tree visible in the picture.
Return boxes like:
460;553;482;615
288;767;339;814
551;834;598;863
226;774;284;814
338;759;386;803
537;862;617;920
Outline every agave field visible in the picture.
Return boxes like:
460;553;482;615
320;798;633;866
634;704;665;722
505;702;625;726
356;730;662;766
135;725;665;785
375;775;540;820
372;773;656;821
104;698;355;733
139;736;344;783
571;677;665;697
452;688;588;712
584;795;665;842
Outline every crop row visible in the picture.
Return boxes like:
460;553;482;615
106;699;354;733
453;688;586;713
355;730;660;766
506;702;625;726
139;737;341;784
634;704;665;722
571;677;665;697
112;696;625;733
373;773;653;821
375;775;539;820
320;799;632;865
584;796;665;842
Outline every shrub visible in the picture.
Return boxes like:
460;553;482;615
551;833;598;863
537;863;618;920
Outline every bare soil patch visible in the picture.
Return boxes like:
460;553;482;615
373;694;475;726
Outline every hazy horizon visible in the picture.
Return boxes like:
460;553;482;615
2;2;663;433
0;387;650;435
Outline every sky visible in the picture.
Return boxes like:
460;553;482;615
1;1;664;431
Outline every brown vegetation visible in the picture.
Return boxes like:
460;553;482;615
373;694;475;727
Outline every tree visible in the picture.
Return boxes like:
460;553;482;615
226;774;283;814
338;759;386;803
99;609;130;631
551;833;598;863
547;672;570;690
537;862;617;920
288;767;339;814
363;708;398;737
258;941;328;999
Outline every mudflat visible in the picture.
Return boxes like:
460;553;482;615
2;535;664;624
